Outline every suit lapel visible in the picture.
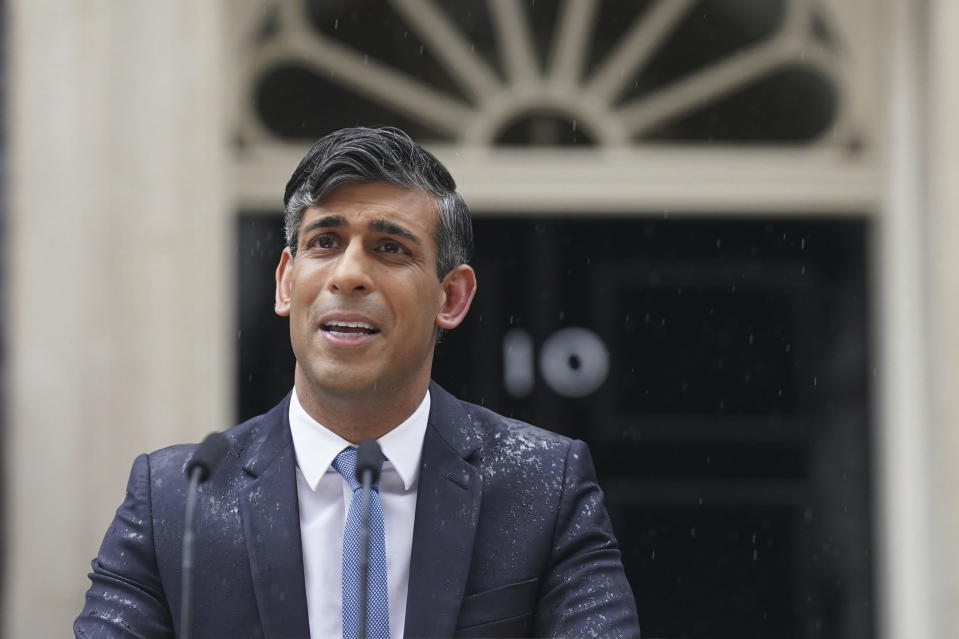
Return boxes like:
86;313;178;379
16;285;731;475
404;383;484;639
238;394;311;639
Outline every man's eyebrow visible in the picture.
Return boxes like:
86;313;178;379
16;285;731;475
300;215;347;239
369;218;422;245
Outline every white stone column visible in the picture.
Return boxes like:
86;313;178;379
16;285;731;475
876;0;933;637
926;1;959;636
4;2;231;636
876;0;959;638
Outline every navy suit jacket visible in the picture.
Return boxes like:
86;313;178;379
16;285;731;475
76;382;640;638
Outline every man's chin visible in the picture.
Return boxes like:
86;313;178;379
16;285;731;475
297;364;385;397
294;356;430;403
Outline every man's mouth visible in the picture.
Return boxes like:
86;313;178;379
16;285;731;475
321;321;380;338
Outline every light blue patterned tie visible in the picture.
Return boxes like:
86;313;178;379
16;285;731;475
333;446;390;639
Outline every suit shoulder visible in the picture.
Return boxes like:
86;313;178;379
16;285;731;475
460;398;571;446
457;399;573;478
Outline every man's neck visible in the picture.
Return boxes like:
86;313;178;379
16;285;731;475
293;368;429;443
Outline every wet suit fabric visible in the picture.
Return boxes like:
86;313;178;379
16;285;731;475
75;381;641;639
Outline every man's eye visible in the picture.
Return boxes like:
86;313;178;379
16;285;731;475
311;235;336;249
380;241;403;254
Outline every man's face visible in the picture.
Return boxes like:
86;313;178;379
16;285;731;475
275;181;475;400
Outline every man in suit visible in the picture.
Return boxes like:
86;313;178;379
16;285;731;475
76;127;641;638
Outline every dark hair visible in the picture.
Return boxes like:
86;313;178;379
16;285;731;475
282;126;473;279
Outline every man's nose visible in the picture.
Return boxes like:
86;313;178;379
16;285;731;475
328;241;374;294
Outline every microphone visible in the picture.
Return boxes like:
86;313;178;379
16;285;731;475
181;433;229;639
185;432;229;482
355;438;383;639
356;438;384;485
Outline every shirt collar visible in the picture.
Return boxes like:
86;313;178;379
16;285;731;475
288;387;430;492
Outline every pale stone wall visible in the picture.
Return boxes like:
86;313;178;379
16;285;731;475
4;2;231;636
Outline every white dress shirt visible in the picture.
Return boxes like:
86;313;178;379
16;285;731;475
289;387;429;639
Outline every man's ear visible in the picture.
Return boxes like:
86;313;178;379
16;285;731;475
275;248;294;317
436;264;477;330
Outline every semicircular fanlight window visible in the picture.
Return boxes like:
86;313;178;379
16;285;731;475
249;0;841;146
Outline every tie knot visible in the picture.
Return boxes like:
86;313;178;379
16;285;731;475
332;446;383;492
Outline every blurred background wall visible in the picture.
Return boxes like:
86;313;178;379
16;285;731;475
3;1;957;638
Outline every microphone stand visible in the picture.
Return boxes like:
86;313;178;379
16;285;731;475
354;438;382;639
358;467;373;639
180;432;229;639
180;467;202;639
